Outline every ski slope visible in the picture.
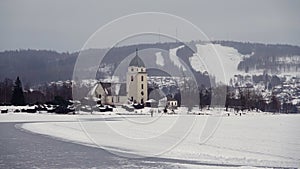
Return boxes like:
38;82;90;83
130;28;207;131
155;52;165;66
189;44;243;84
169;45;186;71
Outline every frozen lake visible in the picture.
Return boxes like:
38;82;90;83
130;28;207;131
0;122;183;168
0;112;299;168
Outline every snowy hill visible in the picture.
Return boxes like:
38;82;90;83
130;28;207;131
1;41;299;86
155;52;164;66
189;44;243;83
169;45;186;71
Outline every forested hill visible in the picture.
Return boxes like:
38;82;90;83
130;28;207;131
0;49;78;85
0;41;299;86
216;41;300;73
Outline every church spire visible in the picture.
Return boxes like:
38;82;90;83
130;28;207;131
129;48;145;67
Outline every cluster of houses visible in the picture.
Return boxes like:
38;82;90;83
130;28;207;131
231;73;300;113
273;76;300;112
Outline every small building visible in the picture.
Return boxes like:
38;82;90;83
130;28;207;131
167;97;178;109
145;99;158;108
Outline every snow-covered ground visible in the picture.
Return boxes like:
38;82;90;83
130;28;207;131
1;110;299;168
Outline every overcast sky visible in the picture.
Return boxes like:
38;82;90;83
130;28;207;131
1;0;299;52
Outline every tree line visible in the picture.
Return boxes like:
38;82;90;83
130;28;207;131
0;77;73;106
161;78;294;113
1;76;297;113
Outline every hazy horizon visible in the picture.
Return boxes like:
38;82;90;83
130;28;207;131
1;39;299;53
1;0;300;52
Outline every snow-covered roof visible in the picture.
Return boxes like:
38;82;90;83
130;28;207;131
146;99;157;103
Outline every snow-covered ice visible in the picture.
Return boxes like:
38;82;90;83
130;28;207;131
1;111;297;168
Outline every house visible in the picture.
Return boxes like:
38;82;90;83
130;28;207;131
167;97;178;109
145;99;158;108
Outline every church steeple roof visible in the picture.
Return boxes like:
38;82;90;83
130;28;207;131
129;48;145;67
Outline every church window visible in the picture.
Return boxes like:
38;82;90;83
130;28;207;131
141;76;144;81
141;84;143;89
131;76;134;81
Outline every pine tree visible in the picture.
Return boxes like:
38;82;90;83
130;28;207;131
11;77;26;105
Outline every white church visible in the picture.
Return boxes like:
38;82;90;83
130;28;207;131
92;49;148;105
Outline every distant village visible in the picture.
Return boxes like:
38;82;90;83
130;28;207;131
0;49;299;114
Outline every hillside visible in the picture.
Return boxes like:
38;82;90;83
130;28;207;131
0;41;299;86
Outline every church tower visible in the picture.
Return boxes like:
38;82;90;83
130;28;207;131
127;49;147;104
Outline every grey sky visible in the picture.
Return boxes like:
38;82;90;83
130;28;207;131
1;0;299;52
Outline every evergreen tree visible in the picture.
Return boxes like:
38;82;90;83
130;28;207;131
269;95;281;112
11;77;26;105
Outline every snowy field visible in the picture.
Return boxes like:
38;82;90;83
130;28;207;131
1;110;300;168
